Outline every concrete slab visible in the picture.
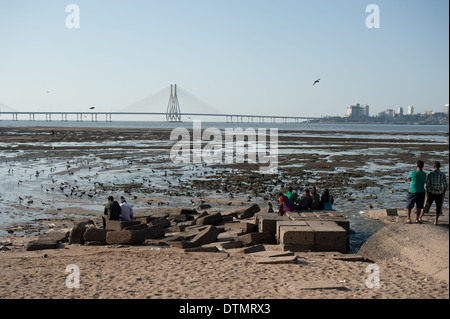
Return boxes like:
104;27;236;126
255;256;298;264
275;221;308;241
279;225;315;245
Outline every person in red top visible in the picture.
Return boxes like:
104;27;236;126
277;192;296;216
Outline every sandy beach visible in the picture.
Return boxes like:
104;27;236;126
0;235;448;300
0;125;448;300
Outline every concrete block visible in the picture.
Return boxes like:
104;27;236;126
68;228;85;245
191;225;219;246
235;231;274;245
279;225;315;245
106;220;141;231
257;213;290;235
307;220;347;253
26;239;60;251
142;224;165;239
275;221;308;241
149;217;171;228
83;228;108;242
106;230;146;245
223;221;258;234
238;204;261;219
196;212;223;225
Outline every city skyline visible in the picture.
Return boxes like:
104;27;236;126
0;0;448;117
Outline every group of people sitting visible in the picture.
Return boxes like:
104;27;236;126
102;196;134;229
277;186;334;216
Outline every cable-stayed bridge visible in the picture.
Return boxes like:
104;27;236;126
0;85;321;123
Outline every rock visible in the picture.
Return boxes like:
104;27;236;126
219;241;244;249
83;228;108;242
179;208;198;215
26;239;60;251
149;217;171;228
191;225;219;246
142;224;165;239
106;220;141;231
198;203;212;210
196;212;223;226
39;230;70;243
123;223;149;231
69;228;86;245
224;222;258;234
73;218;95;229
106;230;146;245
238;204;261;219
235;231;274;245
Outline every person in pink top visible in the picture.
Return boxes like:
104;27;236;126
277;192;296;216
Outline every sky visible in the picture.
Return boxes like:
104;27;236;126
0;0;448;118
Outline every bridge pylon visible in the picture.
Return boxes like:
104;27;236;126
166;84;182;122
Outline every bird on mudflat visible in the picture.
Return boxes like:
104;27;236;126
313;78;320;86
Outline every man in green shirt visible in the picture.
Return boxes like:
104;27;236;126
285;187;298;207
405;160;427;224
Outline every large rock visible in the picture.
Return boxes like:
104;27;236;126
149;217;171;228
83;228;108;242
191;225;220;246
39;230;70;243
196;212;223;226
358;223;449;283
142;224;165;239
69;219;95;244
106;230;146;245
26;239;60;251
235;231;274;245
238;204;261;219
307;220;347;253
106;220;141;231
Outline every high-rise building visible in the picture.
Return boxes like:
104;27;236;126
407;105;414;115
346;103;369;117
397;107;403;117
445;104;449;115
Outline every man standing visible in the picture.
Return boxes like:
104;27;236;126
422;162;447;225
406;160;427;224
103;196;121;229
119;196;134;221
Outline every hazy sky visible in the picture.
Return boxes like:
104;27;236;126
0;0;448;117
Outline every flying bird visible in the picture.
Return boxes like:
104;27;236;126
313;78;320;86
89;107;95;110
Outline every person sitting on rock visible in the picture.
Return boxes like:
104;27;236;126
298;189;312;210
119;196;134;221
103;196;121;229
277;192;296;216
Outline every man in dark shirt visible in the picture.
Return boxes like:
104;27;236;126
103;196;121;229
298;189;312;210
